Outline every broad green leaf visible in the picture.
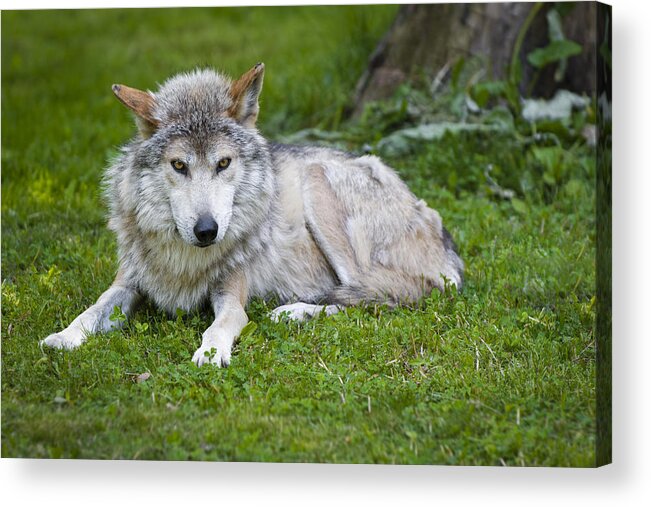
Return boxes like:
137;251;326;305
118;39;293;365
451;57;466;90
527;40;582;69
564;179;584;197
547;9;565;42
470;81;507;108
239;321;258;339
511;198;529;215
543;171;558;185
531;146;564;172
546;9;569;81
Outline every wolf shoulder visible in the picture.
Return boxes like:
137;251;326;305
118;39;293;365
270;142;413;198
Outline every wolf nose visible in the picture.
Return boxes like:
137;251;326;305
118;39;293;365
193;215;218;245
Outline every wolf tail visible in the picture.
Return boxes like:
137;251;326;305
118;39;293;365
325;277;433;308
326;268;462;310
441;225;465;287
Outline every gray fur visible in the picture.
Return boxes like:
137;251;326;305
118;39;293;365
42;65;463;366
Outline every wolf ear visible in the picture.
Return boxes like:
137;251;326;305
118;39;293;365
112;84;159;138
228;63;265;128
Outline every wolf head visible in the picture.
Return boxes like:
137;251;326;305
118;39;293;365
110;64;272;249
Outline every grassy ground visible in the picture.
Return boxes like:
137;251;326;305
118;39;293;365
2;7;596;465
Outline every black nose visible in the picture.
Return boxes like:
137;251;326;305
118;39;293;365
193;215;218;245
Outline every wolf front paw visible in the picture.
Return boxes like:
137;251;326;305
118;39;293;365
192;344;231;368
40;330;85;350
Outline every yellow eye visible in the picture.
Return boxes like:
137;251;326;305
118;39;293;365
171;160;187;172
217;157;231;171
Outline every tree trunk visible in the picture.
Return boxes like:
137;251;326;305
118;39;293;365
353;2;597;114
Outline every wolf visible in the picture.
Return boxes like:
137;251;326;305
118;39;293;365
41;63;463;367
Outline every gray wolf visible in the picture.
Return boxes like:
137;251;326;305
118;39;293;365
41;63;464;367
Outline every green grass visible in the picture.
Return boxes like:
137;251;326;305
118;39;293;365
2;7;596;465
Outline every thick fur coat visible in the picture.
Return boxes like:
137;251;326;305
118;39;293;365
42;64;463;367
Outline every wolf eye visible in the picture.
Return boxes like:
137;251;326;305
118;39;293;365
216;157;231;171
171;160;187;174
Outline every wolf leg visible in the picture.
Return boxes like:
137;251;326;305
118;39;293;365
41;272;141;350
303;164;386;306
270;302;341;322
192;272;248;368
302;164;360;286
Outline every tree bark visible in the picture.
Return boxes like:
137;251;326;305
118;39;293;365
353;2;597;114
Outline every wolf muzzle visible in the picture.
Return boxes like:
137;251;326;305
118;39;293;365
194;215;218;247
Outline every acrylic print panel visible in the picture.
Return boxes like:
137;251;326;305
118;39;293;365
1;2;611;466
